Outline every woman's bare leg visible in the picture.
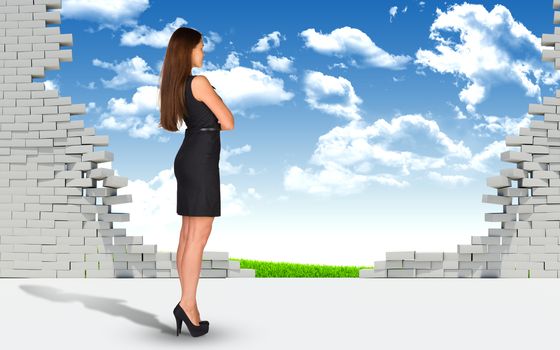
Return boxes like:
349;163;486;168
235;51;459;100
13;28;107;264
178;216;214;325
176;216;201;319
176;215;189;296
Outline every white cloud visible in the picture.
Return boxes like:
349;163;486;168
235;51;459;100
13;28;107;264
284;160;402;196
415;3;560;112
285;70;495;195
93;56;159;90
313;115;471;170
219;144;253;176
60;0;149;29
284;114;480;196
299;26;412;70
121;18;222;50
247;187;262;200
249;55;295;75
120;17;186;48
96;85;163;140
473;112;534;137
128;114;160;138
78;81;97;90
195;65;294;113
219;183;251;216
266;55;294;73
328;62;348;70
303;70;363;121
250;60;268;72
97;113;161;139
199;60;222;71
85;101;102;114
107;85;158;116
427;171;473;185
459;81;485;111
389;6;398;22
223;52;241;70
453;140;507;173
202;31;223;52
43;79;59;92
451;104;467;120
251;31;283;52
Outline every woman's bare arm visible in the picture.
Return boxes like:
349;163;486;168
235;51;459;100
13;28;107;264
191;75;234;130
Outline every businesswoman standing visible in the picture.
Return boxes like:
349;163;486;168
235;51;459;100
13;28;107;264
158;27;234;337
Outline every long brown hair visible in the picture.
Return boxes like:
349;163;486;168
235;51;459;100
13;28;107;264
158;27;202;132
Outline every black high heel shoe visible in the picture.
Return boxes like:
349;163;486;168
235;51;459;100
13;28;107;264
175;302;209;326
173;303;209;337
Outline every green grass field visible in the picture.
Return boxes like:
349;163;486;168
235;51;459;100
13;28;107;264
230;257;374;278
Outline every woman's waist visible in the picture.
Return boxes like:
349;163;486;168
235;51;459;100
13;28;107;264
185;126;221;133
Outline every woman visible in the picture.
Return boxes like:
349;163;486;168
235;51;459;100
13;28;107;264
158;27;235;337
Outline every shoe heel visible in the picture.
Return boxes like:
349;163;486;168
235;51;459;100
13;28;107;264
173;310;182;336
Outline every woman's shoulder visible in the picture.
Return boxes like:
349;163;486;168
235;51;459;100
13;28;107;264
191;74;216;89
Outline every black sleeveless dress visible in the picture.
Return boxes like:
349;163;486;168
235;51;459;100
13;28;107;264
174;74;221;216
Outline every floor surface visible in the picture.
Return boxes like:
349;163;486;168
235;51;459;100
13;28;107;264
1;277;557;349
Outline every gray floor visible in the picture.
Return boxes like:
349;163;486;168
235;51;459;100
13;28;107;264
1;277;558;349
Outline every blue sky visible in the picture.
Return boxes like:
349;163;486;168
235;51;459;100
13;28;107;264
50;0;558;265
